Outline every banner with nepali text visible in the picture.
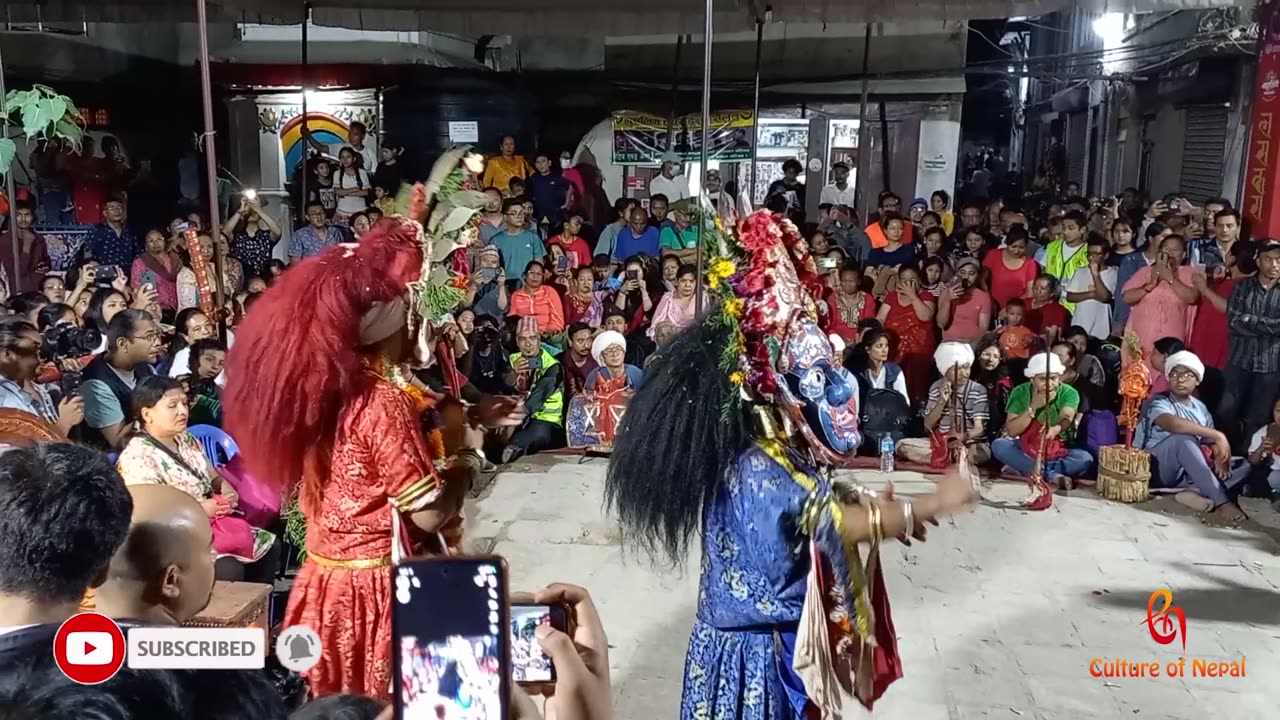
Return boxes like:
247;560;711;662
611;110;755;165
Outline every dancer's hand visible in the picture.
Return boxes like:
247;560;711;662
469;394;527;427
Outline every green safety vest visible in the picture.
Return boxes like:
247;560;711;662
509;348;564;426
1043;240;1091;312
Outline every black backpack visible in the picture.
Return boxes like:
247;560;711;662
861;387;910;451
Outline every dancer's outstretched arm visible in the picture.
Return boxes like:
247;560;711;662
839;467;976;545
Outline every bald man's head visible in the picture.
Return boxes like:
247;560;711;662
99;485;215;624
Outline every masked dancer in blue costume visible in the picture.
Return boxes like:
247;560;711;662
606;209;977;719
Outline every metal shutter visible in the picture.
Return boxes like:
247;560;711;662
1066;111;1088;188
1180;106;1228;203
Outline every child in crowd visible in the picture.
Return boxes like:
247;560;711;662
999;298;1035;360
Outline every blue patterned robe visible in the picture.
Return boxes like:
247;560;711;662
682;445;858;720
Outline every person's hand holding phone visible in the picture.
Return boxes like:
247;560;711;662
55;396;84;437
132;283;160;310
514;357;530;374
529;583;611;720
1146;200;1167;219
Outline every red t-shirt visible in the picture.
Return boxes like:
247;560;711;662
547;235;592;268
1025;301;1069;334
983;253;1039;308
1188;277;1234;370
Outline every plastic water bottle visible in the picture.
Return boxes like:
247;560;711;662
879;436;895;474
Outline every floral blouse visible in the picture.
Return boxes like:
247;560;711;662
116;432;214;500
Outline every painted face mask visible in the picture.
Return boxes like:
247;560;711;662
777;315;861;455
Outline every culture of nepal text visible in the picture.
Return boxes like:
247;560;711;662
1090;657;1245;678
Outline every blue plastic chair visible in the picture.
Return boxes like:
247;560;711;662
187;425;239;467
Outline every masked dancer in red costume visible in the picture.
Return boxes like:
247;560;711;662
224;148;508;700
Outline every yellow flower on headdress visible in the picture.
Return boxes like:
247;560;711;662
723;297;743;319
729;371;745;386
706;257;737;290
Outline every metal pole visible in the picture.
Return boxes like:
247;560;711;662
299;2;310;227
696;0;712;316
0;43;19;294
878;99;890;192
855;23;872;225
667;34;685;149
196;0;226;329
748;18;763;208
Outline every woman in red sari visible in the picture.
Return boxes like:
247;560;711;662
223;205;498;700
877;264;937;402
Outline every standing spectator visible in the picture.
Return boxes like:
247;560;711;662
649;151;690;202
481;135;533;192
615;207;661;260
1062;235;1115;341
527;151;571;228
1036;210;1090;311
177;233;232;311
85;195;140;269
1189;241;1253;371
1;202;50;293
70;137;107;225
864;213;915;268
1113;222;1170;335
1108;219;1138;267
908;198;928;224
958;201;985;233
937;257;991;345
333;147;371;223
876;264;937;401
1121;234;1198;359
1223;239;1280;449
491;199;547;281
311;120;376;172
931;190;955;235
647;194;674;229
305;157;338;220
477;188;506;245
79;309;162;450
289;202;345;262
820;162;856;207
372;143;404;195
983;226;1038;309
659;207;700;263
766;159;806;217
222;193;281;279
1188;207;1240;270
130;229;184;313
702;169;735;223
31;140;72;225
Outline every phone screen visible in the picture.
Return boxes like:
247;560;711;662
626;269;640;281
556;255;571;272
393;558;509;720
526;355;542;372
510;603;569;684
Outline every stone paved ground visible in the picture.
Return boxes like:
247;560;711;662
466;456;1280;720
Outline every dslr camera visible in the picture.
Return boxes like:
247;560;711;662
42;323;103;397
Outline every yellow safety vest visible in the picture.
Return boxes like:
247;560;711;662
509;349;564;426
1043;240;1091;312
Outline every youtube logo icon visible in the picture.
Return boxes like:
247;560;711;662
53;613;126;684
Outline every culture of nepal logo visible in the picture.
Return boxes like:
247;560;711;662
1088;588;1245;679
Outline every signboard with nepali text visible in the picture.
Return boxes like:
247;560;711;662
611;110;755;165
1245;3;1280;238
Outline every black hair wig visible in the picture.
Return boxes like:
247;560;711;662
605;318;749;567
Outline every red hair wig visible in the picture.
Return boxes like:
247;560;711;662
223;218;425;503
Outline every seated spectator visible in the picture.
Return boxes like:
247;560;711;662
0;443;131;665
919;256;948;296
1024;273;1069;344
972;334;1012;440
993;352;1094;489
187;337;226;402
564;266;607;329
853;329;909;405
84;286;131;348
826;264;876;345
612;256;657;333
559;323;598;400
460;314;513;395
649;263;702;339
94;483;216;624
864;213;915;268
502;317;565;462
658;254;680;292
1050;341;1103;414
896;342;991;467
7;291;49;326
586;330;644;391
998;298;1035;360
658;206;699;262
1134;351;1245;522
0;317;82;436
957;228;991;262
602;308;652;368
508;260;566;339
1062;326;1107;388
1120;233;1198;360
937;257;990;345
178;232;234;311
983;225;1038;307
166;308;220;381
1232;396;1280;508
1147;336;1186;395
615;207;660;259
80;310;162;450
549;213;592;267
115;376;277;581
492;198;547;279
468;245;509;321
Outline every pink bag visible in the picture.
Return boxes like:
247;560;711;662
211;512;258;560
216;455;283;529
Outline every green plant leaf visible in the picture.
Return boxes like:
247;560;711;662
440;206;477;233
0;138;15;176
54;118;82;146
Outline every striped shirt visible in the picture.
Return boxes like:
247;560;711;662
1227;276;1280;374
924;379;989;434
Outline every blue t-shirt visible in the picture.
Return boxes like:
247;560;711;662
865;243;917;268
615;226;661;260
1136;392;1214;450
585;364;645;391
527;172;570;227
489;229;547;279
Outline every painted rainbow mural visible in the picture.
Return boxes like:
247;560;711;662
280;112;350;174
